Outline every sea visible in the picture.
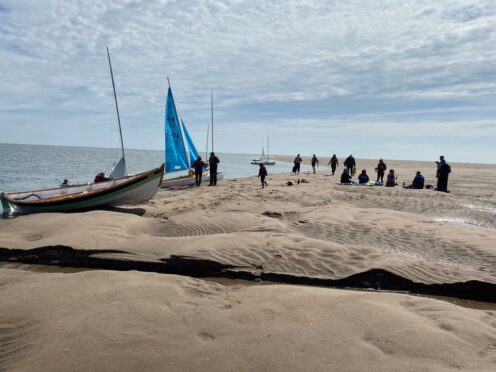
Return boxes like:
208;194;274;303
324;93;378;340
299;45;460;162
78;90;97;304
0;143;297;193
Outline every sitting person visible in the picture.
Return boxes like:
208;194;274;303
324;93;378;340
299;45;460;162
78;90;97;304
358;169;369;184
340;169;353;184
385;169;397;187
405;171;425;189
94;172;111;183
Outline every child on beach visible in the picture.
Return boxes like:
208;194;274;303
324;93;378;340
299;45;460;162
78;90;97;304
258;163;268;188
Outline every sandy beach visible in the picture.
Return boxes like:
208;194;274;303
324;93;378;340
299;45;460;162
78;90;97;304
1;158;496;371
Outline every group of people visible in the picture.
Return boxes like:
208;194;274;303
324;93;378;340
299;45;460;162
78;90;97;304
290;153;451;192
192;152;220;186
337;155;450;192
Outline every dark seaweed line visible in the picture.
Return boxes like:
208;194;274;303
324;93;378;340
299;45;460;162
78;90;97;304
1;245;495;303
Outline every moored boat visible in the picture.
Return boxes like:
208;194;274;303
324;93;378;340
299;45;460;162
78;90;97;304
251;134;276;165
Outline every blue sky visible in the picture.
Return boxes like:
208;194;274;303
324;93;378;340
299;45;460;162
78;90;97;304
0;0;495;162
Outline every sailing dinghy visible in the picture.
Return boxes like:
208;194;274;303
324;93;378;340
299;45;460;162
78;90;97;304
161;84;223;188
0;48;164;214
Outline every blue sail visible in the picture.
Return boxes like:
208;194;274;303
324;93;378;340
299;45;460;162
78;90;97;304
181;119;199;165
164;87;189;173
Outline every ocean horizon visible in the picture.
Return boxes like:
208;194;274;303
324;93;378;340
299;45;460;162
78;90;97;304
0;143;295;193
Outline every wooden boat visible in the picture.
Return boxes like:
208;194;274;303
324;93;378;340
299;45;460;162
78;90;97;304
0;48;165;214
1;164;164;214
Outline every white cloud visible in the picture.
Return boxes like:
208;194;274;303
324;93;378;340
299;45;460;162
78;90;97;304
0;0;495;161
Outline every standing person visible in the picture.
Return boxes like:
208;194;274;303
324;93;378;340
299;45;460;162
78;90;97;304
328;154;339;175
311;154;319;174
258;163;268;188
436;155;451;192
208;152;220;186
192;156;206;186
375;159;387;183
294;154;303;175
385;169;397;187
344;155;356;175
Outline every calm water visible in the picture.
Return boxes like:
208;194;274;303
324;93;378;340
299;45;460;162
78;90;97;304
0;143;296;193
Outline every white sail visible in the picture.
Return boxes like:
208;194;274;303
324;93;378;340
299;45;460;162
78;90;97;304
110;157;126;178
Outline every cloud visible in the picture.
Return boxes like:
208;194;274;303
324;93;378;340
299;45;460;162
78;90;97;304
0;0;495;162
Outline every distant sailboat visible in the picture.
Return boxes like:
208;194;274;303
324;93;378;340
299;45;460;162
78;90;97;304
251;134;276;165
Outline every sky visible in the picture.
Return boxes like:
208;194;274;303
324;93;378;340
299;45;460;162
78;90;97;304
0;0;495;162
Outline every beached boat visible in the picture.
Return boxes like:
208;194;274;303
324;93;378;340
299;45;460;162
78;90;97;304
251;135;276;165
0;48;164;214
0;165;164;214
161;85;223;188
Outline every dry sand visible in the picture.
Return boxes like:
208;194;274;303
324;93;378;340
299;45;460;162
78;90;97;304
1;269;496;371
0;158;496;370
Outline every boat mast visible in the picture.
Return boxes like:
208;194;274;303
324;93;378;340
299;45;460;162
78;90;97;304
267;134;270;161
211;90;214;153
205;121;209;159
106;47;125;161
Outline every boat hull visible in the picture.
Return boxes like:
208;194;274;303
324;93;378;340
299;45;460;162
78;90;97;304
251;160;276;166
1;165;164;214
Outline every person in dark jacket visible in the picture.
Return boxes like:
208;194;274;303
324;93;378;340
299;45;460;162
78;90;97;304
435;156;451;192
293;154;303;174
340;169;353;184
385;169;396;187
375;159;387;182
358;169;369;184
311;154;319;174
192;156;206;186
258;163;268;188
328;154;339;175
208;152;220;186
406;171;425;189
344;155;356;175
